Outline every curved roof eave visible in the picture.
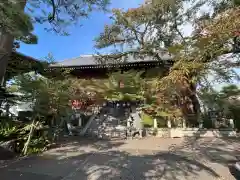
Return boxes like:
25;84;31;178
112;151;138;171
49;54;173;68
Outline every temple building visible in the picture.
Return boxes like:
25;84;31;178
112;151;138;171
47;54;173;138
5;52;237;138
6;52;173;138
48;54;173;78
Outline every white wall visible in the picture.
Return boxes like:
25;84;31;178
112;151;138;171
9;101;33;116
145;128;237;138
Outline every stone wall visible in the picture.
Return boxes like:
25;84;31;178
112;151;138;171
145;128;237;138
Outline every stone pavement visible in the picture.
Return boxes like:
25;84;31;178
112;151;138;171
0;137;239;180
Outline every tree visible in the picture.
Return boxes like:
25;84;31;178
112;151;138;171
0;0;110;86
104;71;145;101
219;85;240;122
199;84;240;128
95;0;240;125
7;71;90;154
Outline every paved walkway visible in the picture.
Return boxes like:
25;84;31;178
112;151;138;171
0;137;239;180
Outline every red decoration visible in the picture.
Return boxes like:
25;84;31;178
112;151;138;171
234;31;240;36
72;100;82;109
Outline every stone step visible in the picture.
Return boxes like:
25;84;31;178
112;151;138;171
85;127;127;139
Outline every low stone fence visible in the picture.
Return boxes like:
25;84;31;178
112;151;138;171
145;128;237;138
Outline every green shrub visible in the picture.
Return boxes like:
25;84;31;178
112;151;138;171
201;113;214;129
141;113;154;128
141;113;167;128
0;117;51;155
156;116;167;128
0;119;20;141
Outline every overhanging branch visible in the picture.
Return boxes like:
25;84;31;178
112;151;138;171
48;0;56;22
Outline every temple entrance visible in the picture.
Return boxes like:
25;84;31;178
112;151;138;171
66;100;144;139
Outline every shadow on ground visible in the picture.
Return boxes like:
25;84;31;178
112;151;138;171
170;135;240;179
175;136;240;163
2;150;222;180
1;136;240;179
51;136;126;152
0;136;125;161
0;146;16;160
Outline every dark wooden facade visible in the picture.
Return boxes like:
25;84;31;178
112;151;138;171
46;55;174;111
7;51;46;81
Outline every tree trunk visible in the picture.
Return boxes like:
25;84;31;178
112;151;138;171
0;34;14;86
179;81;201;127
0;0;27;86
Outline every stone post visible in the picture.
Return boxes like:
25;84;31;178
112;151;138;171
182;118;186;128
76;113;82;127
167;118;171;128
153;118;158;128
229;118;234;129
199;121;203;128
127;118;131;127
66;115;73;136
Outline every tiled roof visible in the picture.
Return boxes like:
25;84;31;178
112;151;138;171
11;51;40;62
6;52;46;80
50;53;172;67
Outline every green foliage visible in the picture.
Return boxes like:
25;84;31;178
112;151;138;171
201;113;214;129
105;71;145;101
198;87;220;110
0;1;37;44
1;0;110;39
0;0;110;96
141;112;168;128
5;70;117;154
0;117;49;154
28;0;110;34
2;72;74;154
0;119;18;140
199;84;240;111
219;85;240;129
95;0;240;125
10;72;72;117
26;136;49;154
141;113;154;128
199;84;240;129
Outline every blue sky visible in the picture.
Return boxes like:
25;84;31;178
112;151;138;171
19;0;144;62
